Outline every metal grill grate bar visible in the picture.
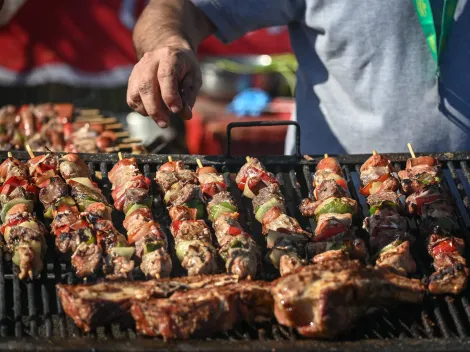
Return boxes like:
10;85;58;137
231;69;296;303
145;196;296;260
0;152;469;349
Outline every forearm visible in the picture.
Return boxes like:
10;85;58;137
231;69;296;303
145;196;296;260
133;0;214;58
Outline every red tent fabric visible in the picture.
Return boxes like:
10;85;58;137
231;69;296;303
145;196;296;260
0;0;291;86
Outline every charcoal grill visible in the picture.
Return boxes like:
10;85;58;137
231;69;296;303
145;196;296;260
1;120;470;351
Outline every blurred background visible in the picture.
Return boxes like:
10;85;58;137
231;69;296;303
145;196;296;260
0;0;296;156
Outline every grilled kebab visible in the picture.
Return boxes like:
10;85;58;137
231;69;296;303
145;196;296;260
398;155;468;294
299;157;366;265
109;157;172;278
236;157;310;275
360;153;417;275
197;164;261;279
155;160;219;276
0;156;47;279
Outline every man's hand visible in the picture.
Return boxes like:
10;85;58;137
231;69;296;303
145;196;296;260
127;42;202;128
128;0;214;128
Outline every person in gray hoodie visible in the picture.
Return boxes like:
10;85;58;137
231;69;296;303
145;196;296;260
127;0;470;155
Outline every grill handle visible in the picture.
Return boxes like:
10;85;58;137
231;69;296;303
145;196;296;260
225;120;301;158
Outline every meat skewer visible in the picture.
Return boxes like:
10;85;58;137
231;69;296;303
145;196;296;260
0;104;141;154
59;153;135;279
0;151;47;279
25;147;102;278
299;154;366;265
108;153;172;278
195;158;260;279
155;156;219;276
236;156;311;276
398;144;468;294
360;151;417;276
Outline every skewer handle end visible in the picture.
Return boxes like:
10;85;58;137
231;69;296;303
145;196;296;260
407;143;416;159
25;144;35;159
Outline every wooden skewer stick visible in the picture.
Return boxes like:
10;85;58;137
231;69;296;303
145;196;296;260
324;154;328;159
372;150;377;155
118;152;123;161
407;143;416;159
196;158;203;169
25;144;35;159
122;138;142;144
105;123;123;130
7;152;12;158
168;156;173;162
75;115;104;121
76;117;116;124
114;131;130;138
79;109;100;116
246;156;251;163
105;143;140;153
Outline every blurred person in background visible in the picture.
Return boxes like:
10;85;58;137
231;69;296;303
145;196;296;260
128;0;470;155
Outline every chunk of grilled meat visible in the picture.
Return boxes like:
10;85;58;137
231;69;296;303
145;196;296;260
155;169;198;194
306;231;368;263
272;261;425;339
398;156;441;195
404;185;447;216
57;274;240;332
359;154;394;186
0;157;29;183
131;281;273;339
59;154;90;179
171;184;203;206
363;212;413;253
367;191;401;210
252;183;285;212
219;234;260;279
71;243;102;278
262;213;305;235
314;179;347;201
375;241;417;275
427;234;468;294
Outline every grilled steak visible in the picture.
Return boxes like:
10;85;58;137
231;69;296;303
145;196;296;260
272;261;425;339
130;280;273;339
57;274;240;332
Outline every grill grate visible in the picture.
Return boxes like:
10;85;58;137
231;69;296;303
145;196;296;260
0;151;469;351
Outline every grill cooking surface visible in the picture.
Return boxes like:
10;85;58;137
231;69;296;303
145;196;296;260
1;151;470;351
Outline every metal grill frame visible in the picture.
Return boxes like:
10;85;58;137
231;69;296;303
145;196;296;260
0;151;470;351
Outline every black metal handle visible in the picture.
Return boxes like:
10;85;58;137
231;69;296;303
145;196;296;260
225;120;301;158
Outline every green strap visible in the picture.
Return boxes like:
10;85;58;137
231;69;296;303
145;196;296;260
413;0;458;74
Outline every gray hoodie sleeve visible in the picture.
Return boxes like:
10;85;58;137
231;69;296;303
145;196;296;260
192;0;305;43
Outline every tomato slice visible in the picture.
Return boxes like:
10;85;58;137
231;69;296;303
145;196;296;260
197;166;217;175
415;194;442;215
314;221;348;242
432;239;457;257
0;218;27;234
70;220;89;231
171;220;182;234
228;226;242;236
360;173;390;196
262;206;282;226
201;181;227;198
336;178;348;191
